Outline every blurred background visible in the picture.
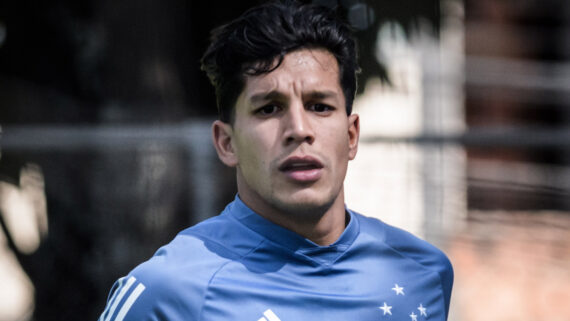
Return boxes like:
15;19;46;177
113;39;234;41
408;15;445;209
0;0;569;320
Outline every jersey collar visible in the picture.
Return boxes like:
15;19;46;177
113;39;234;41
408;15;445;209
226;195;360;262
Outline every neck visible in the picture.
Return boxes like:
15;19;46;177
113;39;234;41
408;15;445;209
284;193;348;246
238;187;348;246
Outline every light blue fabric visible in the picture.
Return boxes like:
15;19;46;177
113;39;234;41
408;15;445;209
99;196;453;321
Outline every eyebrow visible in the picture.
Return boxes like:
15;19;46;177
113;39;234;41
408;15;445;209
249;90;339;104
305;90;339;100
249;91;286;104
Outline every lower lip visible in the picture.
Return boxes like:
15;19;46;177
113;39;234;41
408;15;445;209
282;168;323;183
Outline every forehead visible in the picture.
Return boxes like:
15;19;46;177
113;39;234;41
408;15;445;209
242;48;341;99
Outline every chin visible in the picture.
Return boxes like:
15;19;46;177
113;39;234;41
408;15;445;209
274;190;336;217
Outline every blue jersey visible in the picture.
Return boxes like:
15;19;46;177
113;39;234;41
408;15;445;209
99;196;453;321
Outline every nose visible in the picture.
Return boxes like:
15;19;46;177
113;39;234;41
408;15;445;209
283;102;315;145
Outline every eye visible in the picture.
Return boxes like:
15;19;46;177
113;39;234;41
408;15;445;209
255;104;281;116
308;103;334;113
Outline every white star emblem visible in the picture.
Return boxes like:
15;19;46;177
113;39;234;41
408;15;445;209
410;312;418;321
392;284;405;296
418;304;427;317
379;302;392;315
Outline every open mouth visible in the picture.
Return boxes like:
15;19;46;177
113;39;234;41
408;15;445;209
279;156;324;182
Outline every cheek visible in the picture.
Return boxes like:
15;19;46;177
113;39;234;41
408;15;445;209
237;141;260;167
235;132;270;169
323;126;351;157
239;123;280;159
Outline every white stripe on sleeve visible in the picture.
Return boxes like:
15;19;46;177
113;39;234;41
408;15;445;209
114;283;146;321
103;276;137;321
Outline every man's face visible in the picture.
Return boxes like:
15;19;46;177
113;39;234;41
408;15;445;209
214;48;359;219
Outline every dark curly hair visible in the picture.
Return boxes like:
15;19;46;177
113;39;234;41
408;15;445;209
200;1;359;123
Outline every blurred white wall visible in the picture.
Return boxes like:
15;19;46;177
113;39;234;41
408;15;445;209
345;0;466;240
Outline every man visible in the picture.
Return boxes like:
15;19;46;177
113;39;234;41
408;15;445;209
99;2;453;320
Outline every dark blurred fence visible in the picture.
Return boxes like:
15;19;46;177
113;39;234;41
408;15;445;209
1;121;236;319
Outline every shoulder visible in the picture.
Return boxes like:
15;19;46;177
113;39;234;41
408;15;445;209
354;212;454;291
99;213;263;320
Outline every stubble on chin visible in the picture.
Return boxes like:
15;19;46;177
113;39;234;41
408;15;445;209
268;189;338;224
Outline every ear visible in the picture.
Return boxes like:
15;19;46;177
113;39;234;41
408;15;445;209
347;113;360;160
212;120;238;167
